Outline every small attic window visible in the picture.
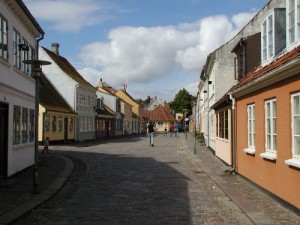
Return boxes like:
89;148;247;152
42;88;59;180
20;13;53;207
261;8;286;65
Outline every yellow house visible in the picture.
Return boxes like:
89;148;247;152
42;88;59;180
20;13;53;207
38;74;77;143
143;105;176;132
115;89;142;134
120;100;133;135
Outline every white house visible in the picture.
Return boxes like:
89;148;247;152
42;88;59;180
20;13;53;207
96;80;123;136
197;0;286;165
0;0;44;177
39;44;96;141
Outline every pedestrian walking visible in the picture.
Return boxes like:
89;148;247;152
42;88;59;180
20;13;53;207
42;136;50;154
174;122;180;137
147;121;155;147
164;127;167;136
169;123;174;137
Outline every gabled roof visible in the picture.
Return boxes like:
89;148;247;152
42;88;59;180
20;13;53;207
116;89;140;106
231;45;300;93
42;47;95;90
96;104;115;118
143;105;176;122
212;45;300;109
39;74;77;114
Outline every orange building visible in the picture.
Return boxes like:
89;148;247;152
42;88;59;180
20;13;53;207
230;46;300;209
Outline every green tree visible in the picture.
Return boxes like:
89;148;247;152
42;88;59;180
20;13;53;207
169;88;195;113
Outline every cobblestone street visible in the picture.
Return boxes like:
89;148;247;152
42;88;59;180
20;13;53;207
11;134;300;225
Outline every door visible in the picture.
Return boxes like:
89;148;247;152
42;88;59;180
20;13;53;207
0;103;8;178
64;117;68;142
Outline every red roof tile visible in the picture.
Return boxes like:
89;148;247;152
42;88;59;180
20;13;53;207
143;105;176;122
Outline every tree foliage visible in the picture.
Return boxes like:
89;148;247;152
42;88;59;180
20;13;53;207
169;88;195;113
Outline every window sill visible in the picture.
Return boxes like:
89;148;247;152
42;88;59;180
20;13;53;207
243;148;255;155
260;152;277;160
285;159;300;169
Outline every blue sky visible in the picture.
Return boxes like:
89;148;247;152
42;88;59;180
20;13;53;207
24;0;268;102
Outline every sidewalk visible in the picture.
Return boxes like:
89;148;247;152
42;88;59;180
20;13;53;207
179;133;300;225
0;152;73;225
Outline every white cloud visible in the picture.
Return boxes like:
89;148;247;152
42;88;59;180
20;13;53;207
23;0;116;32
79;12;255;90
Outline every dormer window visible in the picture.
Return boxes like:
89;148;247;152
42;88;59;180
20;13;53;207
261;8;286;64
287;0;300;47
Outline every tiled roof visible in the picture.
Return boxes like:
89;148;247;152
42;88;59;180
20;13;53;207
232;45;300;92
117;90;140;106
96;104;115;118
143;105;176;122
42;47;95;90
212;45;300;109
39;74;77;114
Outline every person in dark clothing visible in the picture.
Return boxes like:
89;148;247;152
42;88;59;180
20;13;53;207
147;121;155;147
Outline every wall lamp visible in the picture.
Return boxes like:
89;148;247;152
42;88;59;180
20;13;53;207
203;90;207;93
208;81;213;84
18;43;29;51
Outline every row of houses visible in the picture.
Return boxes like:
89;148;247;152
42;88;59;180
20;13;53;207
193;0;300;209
0;0;178;179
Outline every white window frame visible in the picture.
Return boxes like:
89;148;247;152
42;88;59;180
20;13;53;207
260;99;277;160
244;104;256;154
287;0;300;48
13;29;21;69
286;92;300;168
0;14;8;61
261;13;274;63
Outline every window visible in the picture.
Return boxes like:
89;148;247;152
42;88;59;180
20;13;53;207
28;46;35;76
29;109;34;142
52;116;57;131
287;0;300;46
44;115;50;131
13;106;21;145
13;29;21;69
261;99;277;160
21;39;29;75
262;14;274;62
0;15;8;61
265;99;277;152
217;110;228;140
244;104;255;154
286;92;300;168
58;116;63;131
22;108;28;143
291;92;300;158
69;118;73;132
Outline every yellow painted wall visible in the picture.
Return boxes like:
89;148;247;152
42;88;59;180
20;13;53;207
38;105;76;142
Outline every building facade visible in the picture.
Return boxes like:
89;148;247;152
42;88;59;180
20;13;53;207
0;0;44;177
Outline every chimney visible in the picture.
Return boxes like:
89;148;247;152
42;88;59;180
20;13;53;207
98;78;104;88
51;43;60;55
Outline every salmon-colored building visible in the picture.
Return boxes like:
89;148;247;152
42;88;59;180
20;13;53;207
230;46;300;209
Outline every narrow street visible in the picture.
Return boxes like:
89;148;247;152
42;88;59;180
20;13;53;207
12;134;299;225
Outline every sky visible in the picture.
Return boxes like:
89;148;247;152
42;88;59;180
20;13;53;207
23;0;269;102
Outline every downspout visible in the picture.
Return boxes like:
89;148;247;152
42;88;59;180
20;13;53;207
229;94;237;174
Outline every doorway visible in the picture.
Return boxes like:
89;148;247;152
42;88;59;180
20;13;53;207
64;117;68;142
0;103;8;178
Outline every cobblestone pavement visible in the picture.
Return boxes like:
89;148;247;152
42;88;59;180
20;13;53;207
12;133;300;225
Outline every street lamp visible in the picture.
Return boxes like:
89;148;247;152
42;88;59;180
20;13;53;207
23;59;51;194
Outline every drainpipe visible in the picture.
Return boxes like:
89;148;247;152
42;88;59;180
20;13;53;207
229;94;237;174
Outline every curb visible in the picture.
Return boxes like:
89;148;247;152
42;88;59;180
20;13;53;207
0;155;74;225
